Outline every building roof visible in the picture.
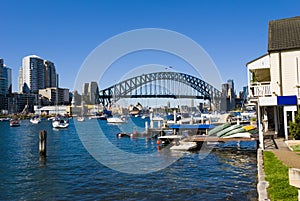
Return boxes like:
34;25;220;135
268;16;300;51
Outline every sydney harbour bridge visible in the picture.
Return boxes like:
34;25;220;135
97;72;223;110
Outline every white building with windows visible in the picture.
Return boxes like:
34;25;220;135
247;16;300;148
18;55;58;94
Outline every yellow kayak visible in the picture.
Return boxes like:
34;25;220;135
243;125;255;131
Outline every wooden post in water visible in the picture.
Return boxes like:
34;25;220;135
39;130;47;158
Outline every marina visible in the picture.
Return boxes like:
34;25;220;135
0;117;258;200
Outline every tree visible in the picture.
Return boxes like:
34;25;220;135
289;113;300;140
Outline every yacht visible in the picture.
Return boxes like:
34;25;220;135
10;119;20;127
30;116;41;124
52;117;69;128
107;116;126;123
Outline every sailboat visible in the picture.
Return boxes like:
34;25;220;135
52;87;69;128
30;115;41;124
52;116;69;128
76;116;85;122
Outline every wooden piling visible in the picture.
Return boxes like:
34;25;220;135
39;130;47;157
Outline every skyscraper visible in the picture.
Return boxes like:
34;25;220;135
0;58;12;95
82;82;99;104
18;55;58;94
44;60;58;88
88;81;99;104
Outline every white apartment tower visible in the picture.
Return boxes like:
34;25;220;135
19;55;58;94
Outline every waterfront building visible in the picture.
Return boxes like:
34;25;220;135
34;105;68;116
0;58;12;95
246;16;300;145
18;55;58;94
38;87;70;106
0;93;36;114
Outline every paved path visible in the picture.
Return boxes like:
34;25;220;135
265;138;300;169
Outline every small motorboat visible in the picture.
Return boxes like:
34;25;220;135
10;119;20;127
52;117;69;128
107;116;126;123
170;141;198;151
30;116;41;124
76;116;85;122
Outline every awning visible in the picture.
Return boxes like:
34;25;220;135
258;95;298;106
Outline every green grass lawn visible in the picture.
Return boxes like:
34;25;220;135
263;151;298;201
291;145;300;152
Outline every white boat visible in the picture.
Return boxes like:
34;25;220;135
89;115;101;119
47;116;56;121
170;141;198;151
158;135;183;145
30;116;41;124
152;116;164;121
10;119;20;127
77;116;85;122
107;116;126;123
52;118;69;128
0;117;11;121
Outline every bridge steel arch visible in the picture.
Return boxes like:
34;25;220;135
99;71;222;109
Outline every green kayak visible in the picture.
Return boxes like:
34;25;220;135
221;127;247;137
216;124;242;137
208;123;231;136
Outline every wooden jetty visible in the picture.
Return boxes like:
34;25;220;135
187;135;258;142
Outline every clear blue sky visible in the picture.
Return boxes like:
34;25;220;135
1;0;300;93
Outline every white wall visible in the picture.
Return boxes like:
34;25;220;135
269;52;281;96
247;54;270;70
281;50;300;96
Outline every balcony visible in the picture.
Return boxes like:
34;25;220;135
249;82;272;97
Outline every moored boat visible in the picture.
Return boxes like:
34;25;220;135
52;117;69;128
10;119;20;127
170;141;198;151
30;116;41;124
107;116;126;123
77;116;85;122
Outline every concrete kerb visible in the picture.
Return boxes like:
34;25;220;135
257;148;270;201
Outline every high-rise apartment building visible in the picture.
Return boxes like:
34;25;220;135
18;55;58;94
88;81;99;104
82;81;99;104
0;58;12;95
44;60;58;88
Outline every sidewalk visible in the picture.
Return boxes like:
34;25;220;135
265;138;300;169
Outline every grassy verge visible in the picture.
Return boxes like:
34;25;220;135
263;151;298;201
291;145;300;152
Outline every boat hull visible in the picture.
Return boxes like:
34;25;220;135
52;120;69;128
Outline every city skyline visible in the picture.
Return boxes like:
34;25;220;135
1;1;300;93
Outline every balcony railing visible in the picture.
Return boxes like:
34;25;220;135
249;83;272;97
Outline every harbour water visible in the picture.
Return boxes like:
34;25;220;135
0;118;257;200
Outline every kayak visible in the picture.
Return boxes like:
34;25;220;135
217;124;242;137
222;132;252;138
208;123;231;136
242;125;255;131
221;127;246;137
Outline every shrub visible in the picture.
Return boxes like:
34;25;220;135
289;113;300;140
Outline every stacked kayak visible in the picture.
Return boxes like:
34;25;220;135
209;123;257;138
208;123;231;136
